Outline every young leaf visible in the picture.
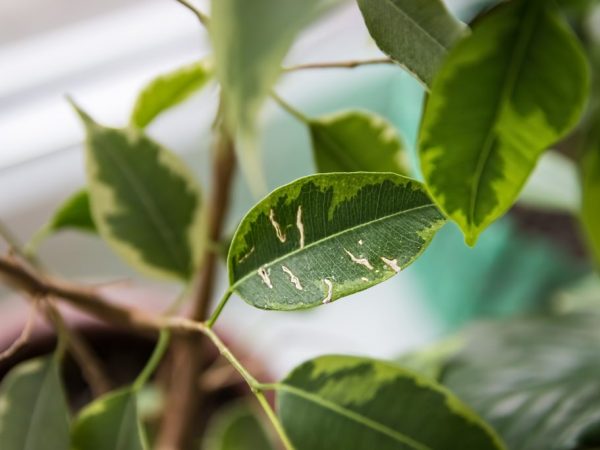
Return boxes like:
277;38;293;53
130;59;213;129
419;0;589;246
443;314;600;450
0;357;70;450
71;388;147;450
310;111;410;176
203;401;275;450
356;0;466;87
228;173;445;310
275;355;505;450
72;103;205;281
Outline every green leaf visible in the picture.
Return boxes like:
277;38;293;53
0;357;70;450
581;118;600;268
228;173;445;310
310;111;410;176
356;0;466;87
419;0;589;245
130;59;213;129
275;355;505;450
72;103;205;281
443;314;600;450
71;388;147;450
203;401;275;450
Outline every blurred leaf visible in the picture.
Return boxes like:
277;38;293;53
130;59;213;129
396;336;463;380
72;102;205;281
310;110;410;175
443;314;600;450
228;173;445;310
581;114;600;268
419;0;589;246
356;0;466;87
203;402;275;450
0;357;70;450
275;355;505;450
71;388;147;450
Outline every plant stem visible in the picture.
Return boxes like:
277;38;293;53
284;57;394;72
206;288;233;328
255;391;296;450
174;0;210;27
270;91;311;124
133;329;171;390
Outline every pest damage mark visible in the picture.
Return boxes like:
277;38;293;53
344;249;374;270
296;206;305;249
381;257;401;273
358;239;364;245
361;277;369;282
257;266;273;289
269;209;286;243
238;246;255;264
321;279;333;304
282;265;303;290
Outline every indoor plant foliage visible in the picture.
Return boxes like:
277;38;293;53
0;0;599;449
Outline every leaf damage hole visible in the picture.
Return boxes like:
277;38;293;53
381;257;401;273
257;266;273;289
282;265;303;290
238;246;255;264
344;249;374;270
321;279;333;304
269;209;287;243
296;206;305;249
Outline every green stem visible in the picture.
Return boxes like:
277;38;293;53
255;390;296;450
174;0;210;27
270;91;311;124
206;288;234;328
133;329;171;391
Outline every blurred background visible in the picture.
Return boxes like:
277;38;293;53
0;0;596;381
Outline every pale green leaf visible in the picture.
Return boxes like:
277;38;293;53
227;173;445;310
275;355;505;450
356;0;466;87
0;357;70;450
130;59;213;129
310;110;410;176
443;314;600;450
203;401;275;450
419;0;589;245
71;388;146;450
71;103;205;281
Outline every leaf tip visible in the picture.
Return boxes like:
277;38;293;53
65;96;96;128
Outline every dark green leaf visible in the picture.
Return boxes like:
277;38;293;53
130;59;213;129
443;314;600;450
419;0;589;245
0;357;70;450
275;355;505;450
310;111;410;176
356;0;466;87
228;173;445;310
72;103;205;281
203;401;275;450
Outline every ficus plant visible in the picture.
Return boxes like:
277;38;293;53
0;0;599;449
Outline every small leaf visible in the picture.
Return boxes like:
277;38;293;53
72;103;205;281
275;355;505;450
419;0;589;245
310;111;410;176
357;0;466;87
130;59;213;129
0;357;70;450
204;401;275;450
443;314;600;450
71;388;147;450
228;173;445;310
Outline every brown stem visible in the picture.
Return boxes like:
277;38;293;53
156;116;237;450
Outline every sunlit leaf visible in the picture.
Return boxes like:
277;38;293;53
275;355;505;450
228;173;445;310
310;110;410;176
0;357;70;450
419;0;589;245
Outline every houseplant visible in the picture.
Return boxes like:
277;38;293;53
0;0;599;449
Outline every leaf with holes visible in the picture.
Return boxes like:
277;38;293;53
443;314;600;450
130;59;213;128
419;0;589;246
0;357;70;450
71;388;147;450
310;110;410;176
227;173;445;310
274;355;505;450
357;0;466;87
72;102;205;281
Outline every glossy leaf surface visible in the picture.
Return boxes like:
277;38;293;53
276;355;505;450
356;0;466;86
228;173;445;310
0;357;70;450
310;110;410;176
419;0;589;245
